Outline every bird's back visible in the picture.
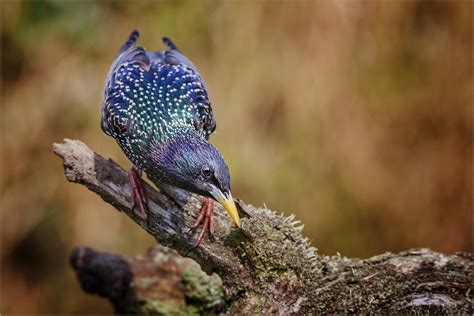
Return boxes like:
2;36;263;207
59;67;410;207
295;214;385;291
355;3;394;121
101;31;216;169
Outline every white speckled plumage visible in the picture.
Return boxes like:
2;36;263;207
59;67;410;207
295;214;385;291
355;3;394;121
101;31;216;172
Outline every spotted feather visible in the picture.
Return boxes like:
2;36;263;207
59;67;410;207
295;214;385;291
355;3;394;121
101;31;216;145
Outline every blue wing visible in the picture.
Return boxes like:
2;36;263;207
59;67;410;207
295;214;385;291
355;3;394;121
101;31;216;141
101;31;149;136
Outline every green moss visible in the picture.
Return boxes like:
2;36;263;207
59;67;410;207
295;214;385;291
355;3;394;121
182;262;225;313
231;208;320;288
140;300;198;315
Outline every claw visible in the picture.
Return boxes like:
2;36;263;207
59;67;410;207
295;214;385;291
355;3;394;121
190;198;215;248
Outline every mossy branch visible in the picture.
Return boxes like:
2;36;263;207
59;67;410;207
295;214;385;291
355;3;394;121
54;139;473;314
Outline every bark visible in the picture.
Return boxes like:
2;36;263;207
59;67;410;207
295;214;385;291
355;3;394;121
54;139;473;314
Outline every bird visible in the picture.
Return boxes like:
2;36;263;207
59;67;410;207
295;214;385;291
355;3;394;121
101;30;240;247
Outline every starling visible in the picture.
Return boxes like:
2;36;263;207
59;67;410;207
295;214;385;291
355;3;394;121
101;30;240;246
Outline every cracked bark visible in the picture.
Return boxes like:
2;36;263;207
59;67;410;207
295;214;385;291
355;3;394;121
54;139;473;314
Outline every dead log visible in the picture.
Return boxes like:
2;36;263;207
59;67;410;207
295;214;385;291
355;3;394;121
54;139;473;314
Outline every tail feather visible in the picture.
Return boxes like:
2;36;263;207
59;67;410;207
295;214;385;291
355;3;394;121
162;36;181;52
119;30;140;54
104;30;150;98
113;30;150;70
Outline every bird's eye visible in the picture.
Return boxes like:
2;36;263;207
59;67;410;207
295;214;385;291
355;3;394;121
201;165;212;178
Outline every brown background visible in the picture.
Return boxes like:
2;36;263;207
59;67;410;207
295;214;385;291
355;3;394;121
2;1;472;313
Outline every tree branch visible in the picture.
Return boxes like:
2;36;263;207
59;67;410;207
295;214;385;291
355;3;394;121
54;139;473;314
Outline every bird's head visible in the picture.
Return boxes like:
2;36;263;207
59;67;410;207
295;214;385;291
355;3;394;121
150;133;240;227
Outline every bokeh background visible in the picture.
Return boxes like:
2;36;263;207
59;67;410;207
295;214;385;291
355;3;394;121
1;0;472;313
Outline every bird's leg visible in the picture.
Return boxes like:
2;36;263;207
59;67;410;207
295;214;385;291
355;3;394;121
191;198;215;247
208;200;215;239
128;166;148;220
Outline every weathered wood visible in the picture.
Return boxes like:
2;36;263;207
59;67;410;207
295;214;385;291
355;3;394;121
54;139;473;314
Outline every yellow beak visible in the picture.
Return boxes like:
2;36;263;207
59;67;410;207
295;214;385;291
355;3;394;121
215;191;241;227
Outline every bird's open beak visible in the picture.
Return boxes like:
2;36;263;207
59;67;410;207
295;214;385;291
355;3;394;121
210;187;241;227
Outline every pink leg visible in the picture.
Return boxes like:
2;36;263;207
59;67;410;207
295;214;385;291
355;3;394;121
191;198;215;248
128;166;148;220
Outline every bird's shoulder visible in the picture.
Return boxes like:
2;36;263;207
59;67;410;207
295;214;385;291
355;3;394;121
101;31;216;141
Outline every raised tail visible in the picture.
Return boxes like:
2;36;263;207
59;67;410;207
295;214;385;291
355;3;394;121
162;36;182;52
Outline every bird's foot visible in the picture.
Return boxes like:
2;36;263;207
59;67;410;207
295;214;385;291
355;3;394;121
128;166;148;220
190;198;215;248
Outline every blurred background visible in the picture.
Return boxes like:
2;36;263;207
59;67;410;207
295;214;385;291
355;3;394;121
1;0;472;313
